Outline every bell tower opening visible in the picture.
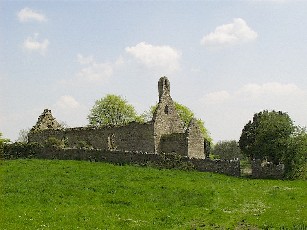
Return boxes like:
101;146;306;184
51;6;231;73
158;76;170;100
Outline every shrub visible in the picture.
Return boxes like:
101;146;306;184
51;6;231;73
44;137;66;149
0;132;10;158
76;140;93;150
212;140;244;161
2;142;43;159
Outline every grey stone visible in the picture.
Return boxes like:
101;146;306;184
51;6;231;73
29;76;206;159
27;76;242;177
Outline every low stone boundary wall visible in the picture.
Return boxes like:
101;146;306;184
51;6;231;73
36;148;241;177
251;160;285;179
191;158;241;176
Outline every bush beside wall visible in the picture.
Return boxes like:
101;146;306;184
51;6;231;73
1;142;43;159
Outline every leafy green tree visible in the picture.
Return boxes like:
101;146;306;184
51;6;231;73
212;140;244;160
239;110;295;164
283;127;307;179
0;132;10;156
0;132;10;145
16;128;30;143
143;102;212;143
195;118;212;144
88;94;142;127
174;102;194;128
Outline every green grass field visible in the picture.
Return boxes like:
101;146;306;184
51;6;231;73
1;159;306;229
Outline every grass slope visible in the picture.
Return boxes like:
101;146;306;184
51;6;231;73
0;159;306;229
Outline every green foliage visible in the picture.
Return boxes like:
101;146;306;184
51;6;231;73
212;140;244;160
174;102;211;142
44;137;66;149
1;159;307;229
0;132;10;145
76;140;93;150
239;110;307;179
2;142;42;159
141;103;158;122
283;127;307;179
16;128;30;143
174;102;194;128
239;110;295;164
88;94;142;127
0;132;10;157
143;102;212;143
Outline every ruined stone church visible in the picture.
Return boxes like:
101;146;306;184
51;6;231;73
28;77;206;159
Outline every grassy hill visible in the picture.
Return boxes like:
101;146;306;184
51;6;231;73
1;159;306;229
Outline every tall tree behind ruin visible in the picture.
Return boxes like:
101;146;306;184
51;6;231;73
142;101;212;143
88;94;142;127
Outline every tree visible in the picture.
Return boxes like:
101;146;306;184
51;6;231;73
283;127;307;179
88;94;141;127
212;140;244;160
143;101;212;143
195;118;212;144
174;102;194;128
239;110;295;164
0;132;10;145
16;128;30;143
0;132;10;156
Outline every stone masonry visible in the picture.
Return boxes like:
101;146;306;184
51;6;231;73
30;109;62;131
28;77;206;158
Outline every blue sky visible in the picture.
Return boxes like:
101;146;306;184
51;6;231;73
1;0;307;142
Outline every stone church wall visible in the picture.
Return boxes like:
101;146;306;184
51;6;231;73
28;76;206;161
187;119;205;159
160;133;188;156
153;77;185;153
29;122;155;153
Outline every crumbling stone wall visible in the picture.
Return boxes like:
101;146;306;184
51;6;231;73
28;76;205;160
153;77;185;153
34;148;240;177
191;158;240;176
159;119;205;159
29;122;155;153
251;159;285;179
30;109;62;132
186;119;205;159
160;133;187;156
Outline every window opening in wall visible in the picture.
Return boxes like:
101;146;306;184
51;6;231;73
164;105;169;115
108;133;117;151
165;78;170;89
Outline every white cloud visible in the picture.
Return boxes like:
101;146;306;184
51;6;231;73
53;96;88;128
252;0;288;3
201;18;258;47
202;90;231;104
55;95;80;110
77;58;113;83
17;7;46;23
236;82;304;99
202;82;304;105
125;42;181;73
198;82;307;142
70;43;180;86
61;54;116;86
23;33;49;55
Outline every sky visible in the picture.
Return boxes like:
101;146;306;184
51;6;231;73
1;0;307;143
